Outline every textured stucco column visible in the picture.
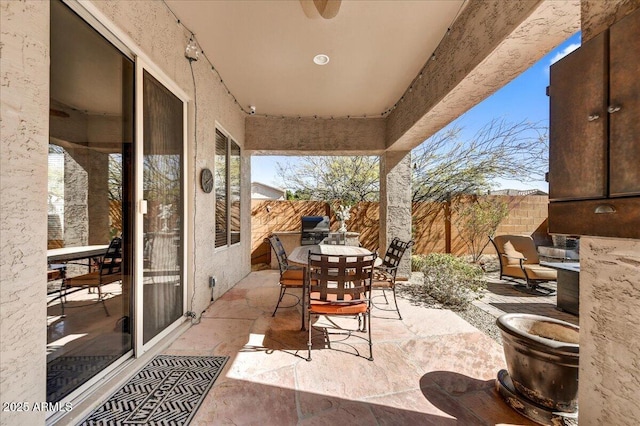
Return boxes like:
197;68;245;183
578;2;640;425
579;237;640;425
87;152;110;245
0;1;49;425
64;151;89;246
379;151;412;279
62;146;110;246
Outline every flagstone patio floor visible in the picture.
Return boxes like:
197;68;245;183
163;270;555;425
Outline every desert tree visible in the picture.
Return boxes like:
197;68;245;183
411;118;548;240
453;196;510;263
275;118;547;250
412;118;549;204
276;156;379;205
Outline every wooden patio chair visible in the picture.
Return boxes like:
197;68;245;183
62;236;123;316
371;238;414;319
490;235;557;294
305;252;377;361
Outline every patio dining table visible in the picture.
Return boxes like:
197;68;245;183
288;244;380;330
46;244;110;299
47;244;109;264
288;244;381;266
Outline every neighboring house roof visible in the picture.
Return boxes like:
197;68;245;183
489;189;548;196
251;182;286;200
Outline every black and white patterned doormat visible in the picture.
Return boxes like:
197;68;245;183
81;355;228;426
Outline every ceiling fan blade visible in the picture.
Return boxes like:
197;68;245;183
299;0;341;19
314;0;341;19
299;0;320;19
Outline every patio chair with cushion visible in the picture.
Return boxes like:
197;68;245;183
265;234;305;319
62;236;123;316
306;252;377;361
372;237;414;319
490;235;557;294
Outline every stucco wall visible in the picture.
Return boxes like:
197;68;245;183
578;2;640;425
1;1;250;424
0;1;50;425
579;237;640;425
91;0;251;312
246;116;386;155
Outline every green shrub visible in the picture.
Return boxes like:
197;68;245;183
411;254;429;272
417;253;485;309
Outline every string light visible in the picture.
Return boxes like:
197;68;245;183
162;1;252;114
162;0;467;119
184;36;200;61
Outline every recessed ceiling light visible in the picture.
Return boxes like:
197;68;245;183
313;54;330;65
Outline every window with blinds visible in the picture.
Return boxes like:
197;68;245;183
215;130;228;248
215;129;241;248
229;140;241;245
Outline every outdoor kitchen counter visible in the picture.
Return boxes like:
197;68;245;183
542;262;580;315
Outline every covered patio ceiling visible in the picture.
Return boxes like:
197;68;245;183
165;0;580;154
165;0;467;119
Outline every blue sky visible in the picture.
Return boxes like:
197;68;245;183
251;32;581;192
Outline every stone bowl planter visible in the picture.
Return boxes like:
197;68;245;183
496;313;579;413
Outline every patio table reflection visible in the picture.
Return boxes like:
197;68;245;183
47;244;109;264
47;244;109;281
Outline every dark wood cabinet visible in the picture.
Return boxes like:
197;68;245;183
548;9;640;238
609;11;640;198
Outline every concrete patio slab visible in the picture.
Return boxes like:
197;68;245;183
165;270;540;425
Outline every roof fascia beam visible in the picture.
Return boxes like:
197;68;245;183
386;0;580;152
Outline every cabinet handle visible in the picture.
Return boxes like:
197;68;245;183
594;204;616;214
587;114;600;122
607;105;621;114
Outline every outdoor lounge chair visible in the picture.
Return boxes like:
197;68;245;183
62;236;123;316
371;237;414;319
265;234;305;319
305;252;377;361
490;235;557;294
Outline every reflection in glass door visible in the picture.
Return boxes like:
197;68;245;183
47;0;134;403
141;70;185;344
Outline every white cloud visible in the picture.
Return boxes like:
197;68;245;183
549;43;581;65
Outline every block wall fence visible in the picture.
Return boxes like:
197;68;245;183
251;195;550;264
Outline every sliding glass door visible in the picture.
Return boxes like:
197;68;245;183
137;67;187;347
48;0;188;406
47;0;134;403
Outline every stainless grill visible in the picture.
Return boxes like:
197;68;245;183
300;216;330;245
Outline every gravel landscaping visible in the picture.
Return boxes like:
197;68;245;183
401;256;504;344
455;303;502;343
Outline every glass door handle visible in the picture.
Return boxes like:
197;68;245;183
139;199;148;215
